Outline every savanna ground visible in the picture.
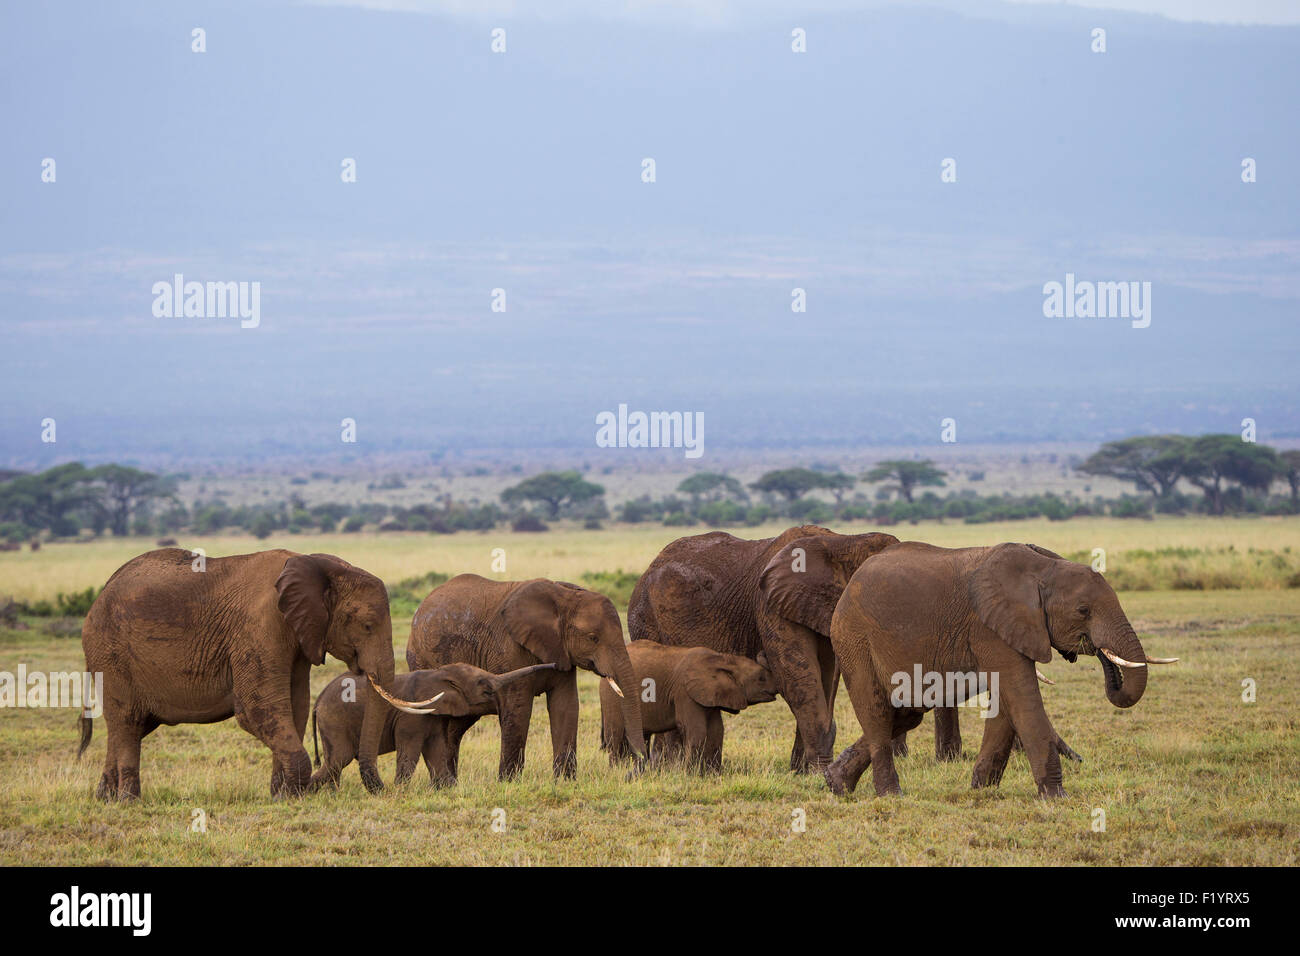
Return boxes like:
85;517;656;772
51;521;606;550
1;517;1298;865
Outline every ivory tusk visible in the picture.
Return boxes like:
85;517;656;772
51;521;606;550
1100;648;1145;669
1036;669;1056;685
367;675;445;714
1145;656;1180;664
606;677;624;698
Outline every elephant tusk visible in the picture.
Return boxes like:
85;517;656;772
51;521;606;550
1100;648;1145;669
606;677;624;698
367;675;445;714
1036;669;1056;685
1145;656;1179;664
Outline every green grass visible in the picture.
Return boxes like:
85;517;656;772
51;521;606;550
1;584;1297;866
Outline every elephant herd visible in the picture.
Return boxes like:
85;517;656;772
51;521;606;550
76;525;1174;802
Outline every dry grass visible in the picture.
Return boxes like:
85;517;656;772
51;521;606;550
1;576;1297;865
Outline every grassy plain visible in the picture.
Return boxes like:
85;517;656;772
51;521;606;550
1;517;1297;865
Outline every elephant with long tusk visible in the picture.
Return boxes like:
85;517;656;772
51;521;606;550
824;541;1177;800
311;663;557;789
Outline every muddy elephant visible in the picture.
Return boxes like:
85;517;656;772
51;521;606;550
406;575;646;780
601;640;779;772
78;549;433;800
309;662;555;789
628;525;905;772
825;542;1176;799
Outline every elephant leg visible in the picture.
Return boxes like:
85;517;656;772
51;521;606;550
239;683;313;797
497;686;534;781
393;724;423;786
652;729;684;767
830;654;901;797
998;676;1065;798
890;733;909;758
970;711;1016;789
703;710;725;774
546;673;579;780
442;715;478;780
113;715;158;802
933;706;963;761
96;700;125;800
423;732;455;788
676;701;712;774
769;625;835;773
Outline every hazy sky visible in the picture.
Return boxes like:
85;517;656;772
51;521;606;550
2;0;1297;466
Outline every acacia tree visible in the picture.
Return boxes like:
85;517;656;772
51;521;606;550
1183;435;1279;515
677;472;747;505
819;472;857;504
500;470;605;519
862;460;947;503
749;468;831;503
0;463;100;536
1077;435;1192;499
91;465;175;537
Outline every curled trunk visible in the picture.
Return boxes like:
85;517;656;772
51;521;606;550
1094;612;1148;708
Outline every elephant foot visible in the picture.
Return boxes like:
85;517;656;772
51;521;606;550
823;763;854;796
359;765;385;794
1037;782;1067;799
890;735;909;758
95;773;118;801
970;764;1002;789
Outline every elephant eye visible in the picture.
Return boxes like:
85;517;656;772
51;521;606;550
1077;606;1090;618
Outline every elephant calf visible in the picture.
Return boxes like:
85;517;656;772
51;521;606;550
600;641;779;773
310;662;554;789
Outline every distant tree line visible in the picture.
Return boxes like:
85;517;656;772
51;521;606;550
2;435;1296;542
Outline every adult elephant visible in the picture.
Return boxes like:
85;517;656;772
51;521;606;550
78;549;434;800
628;525;909;772
824;542;1177;799
405;575;646;780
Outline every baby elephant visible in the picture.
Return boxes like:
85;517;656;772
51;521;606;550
601;640;779;772
310;662;555;789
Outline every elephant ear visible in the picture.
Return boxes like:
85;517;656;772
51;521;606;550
275;554;343;665
685;664;748;712
499;580;572;671
969;543;1054;664
759;532;898;635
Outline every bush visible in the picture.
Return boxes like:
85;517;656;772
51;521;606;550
579;570;640;610
512;515;549;532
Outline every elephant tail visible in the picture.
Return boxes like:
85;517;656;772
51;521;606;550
76;713;93;760
311;705;320;768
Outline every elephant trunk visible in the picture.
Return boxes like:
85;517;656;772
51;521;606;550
611;654;646;760
1092;611;1148;709
489;662;557;697
358;647;397;794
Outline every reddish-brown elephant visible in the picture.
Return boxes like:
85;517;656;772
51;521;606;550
406;575;646;780
78;548;433;800
600;640;779;772
627;525;903;772
825;542;1177;799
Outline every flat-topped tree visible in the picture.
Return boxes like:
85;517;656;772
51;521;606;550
500;470;605;520
1077;434;1193;499
862;460;947;503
